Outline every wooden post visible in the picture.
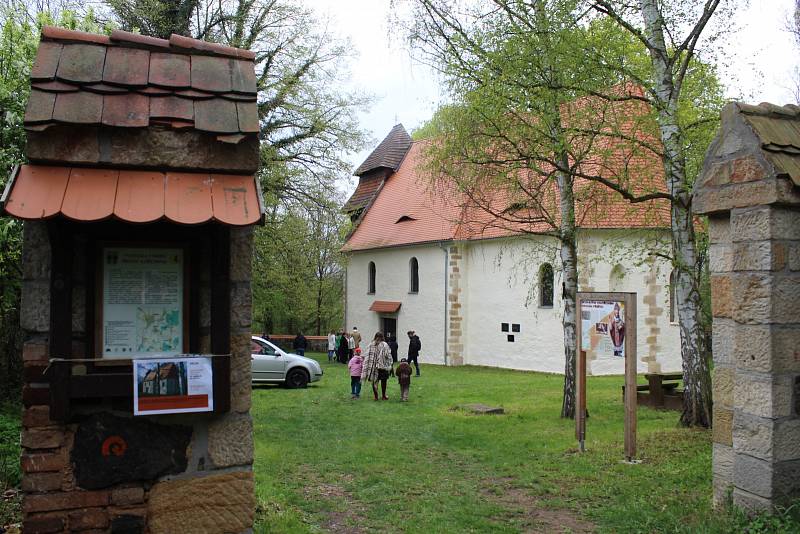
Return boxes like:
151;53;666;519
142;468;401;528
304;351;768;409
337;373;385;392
623;294;637;462
210;226;231;355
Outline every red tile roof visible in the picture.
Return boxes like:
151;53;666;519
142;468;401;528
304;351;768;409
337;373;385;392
23;27;258;136
369;301;402;313
342;140;671;252
1;165;264;226
354;124;413;176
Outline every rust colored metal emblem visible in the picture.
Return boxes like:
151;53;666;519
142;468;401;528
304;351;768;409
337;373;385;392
101;435;128;457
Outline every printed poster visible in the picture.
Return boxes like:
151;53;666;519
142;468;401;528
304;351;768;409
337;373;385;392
102;247;183;359
580;300;626;359
134;357;214;415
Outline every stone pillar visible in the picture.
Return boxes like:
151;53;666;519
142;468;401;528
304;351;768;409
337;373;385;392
695;102;800;512
447;244;466;366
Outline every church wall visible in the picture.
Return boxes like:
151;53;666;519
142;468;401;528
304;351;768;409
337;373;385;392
345;244;447;362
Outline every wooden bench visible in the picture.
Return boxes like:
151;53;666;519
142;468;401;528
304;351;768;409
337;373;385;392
622;373;683;410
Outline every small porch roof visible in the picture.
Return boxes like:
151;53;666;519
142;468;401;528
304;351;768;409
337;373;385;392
369;300;402;313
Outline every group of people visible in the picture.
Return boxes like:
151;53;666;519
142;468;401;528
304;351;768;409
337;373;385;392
326;328;363;364
344;329;422;401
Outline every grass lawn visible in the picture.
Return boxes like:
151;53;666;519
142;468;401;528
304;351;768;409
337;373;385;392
252;355;798;533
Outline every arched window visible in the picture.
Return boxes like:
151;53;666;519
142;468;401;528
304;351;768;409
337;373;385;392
409;257;419;293
669;269;677;323
609;264;626;292
539;263;554;307
368;261;376;294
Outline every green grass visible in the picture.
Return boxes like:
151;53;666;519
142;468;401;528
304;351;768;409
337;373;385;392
253;355;799;533
1;402;22;527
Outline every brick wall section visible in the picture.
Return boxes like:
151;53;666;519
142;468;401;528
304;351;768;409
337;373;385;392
447;244;465;366
695;102;800;512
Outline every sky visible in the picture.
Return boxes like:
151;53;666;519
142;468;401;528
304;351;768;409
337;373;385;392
308;0;799;191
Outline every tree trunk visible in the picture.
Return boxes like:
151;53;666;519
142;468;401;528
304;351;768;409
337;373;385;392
640;0;712;427
557;164;579;419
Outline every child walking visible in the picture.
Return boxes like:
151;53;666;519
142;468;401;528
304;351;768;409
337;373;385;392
396;358;413;401
348;348;363;399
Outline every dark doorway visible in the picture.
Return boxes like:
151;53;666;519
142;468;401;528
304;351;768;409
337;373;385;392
382;317;397;339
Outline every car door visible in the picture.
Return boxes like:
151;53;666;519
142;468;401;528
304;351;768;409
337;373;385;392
251;338;287;381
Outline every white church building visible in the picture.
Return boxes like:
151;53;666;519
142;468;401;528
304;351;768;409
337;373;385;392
342;125;681;376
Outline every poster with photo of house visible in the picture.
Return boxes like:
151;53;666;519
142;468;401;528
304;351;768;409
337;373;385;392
134;357;213;415
580;300;626;359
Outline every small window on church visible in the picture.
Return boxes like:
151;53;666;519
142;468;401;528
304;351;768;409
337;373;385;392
409;257;419;293
512;324;520;332
368;261;376;294
501;323;509;332
507;335;515;342
539;263;554;307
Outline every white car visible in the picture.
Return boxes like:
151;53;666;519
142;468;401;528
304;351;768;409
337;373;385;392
250;336;323;388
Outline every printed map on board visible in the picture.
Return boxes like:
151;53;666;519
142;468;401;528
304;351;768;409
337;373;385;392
136;307;181;353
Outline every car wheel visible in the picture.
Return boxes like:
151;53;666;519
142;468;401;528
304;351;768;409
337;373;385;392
285;368;309;389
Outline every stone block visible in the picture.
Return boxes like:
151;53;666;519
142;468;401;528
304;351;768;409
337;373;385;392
736;324;800;373
21;452;67;473
709;243;733;273
111;486;145;506
68;507;108;530
712;407;733;446
708;216;731;244
22;428;64;449
733;413;774;460
229;227;253;282
729;155;767;183
21;472;64;492
147;471;255;534
712;318;734;365
22;342;48;363
788;242;800;271
734;453;774;498
732;241;786;271
732;488;773;512
772;275;800;324
207;413;254;468
22;221;51;281
24;490;110;513
773;458;800;501
230;333;252;413
710;274;732;318
22;515;65;534
110;514;146;533
731;206;800;242
712;443;734;480
731;273;771;324
735;374;794;419
712;476;733;508
773;419;800;462
21;280;50;332
713;366;734;410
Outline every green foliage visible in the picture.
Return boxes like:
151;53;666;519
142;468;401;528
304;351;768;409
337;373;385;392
252;356;799;532
105;0;197;38
0;403;20;489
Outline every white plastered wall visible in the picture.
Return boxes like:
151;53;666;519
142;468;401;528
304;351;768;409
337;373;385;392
345;244;447;363
345;230;682;375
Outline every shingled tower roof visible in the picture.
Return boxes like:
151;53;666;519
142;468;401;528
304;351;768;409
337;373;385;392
354;124;412;176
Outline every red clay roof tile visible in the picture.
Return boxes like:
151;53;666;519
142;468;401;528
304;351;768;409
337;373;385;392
369;301;402;313
114;170;165;222
191;55;232;93
4;165;262;226
24;90;56;123
174;89;215;99
169;34;256;60
41;26;111;45
137;86;172;95
55;44;106;83
236;101;259;133
110;29;169;49
103;47;150;86
231;60;257;94
53;92;102;124
149;96;194;120
149;52;190;88
164;172;214;224
101;93;149;127
60;168;118;221
194;99;238;133
30;42;62;81
83;83;130;94
31;81;78;92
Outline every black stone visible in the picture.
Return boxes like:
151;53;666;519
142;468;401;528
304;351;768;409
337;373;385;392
72;412;191;490
111;515;145;534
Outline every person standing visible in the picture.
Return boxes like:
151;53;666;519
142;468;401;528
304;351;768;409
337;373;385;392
387;333;399;364
327;331;336;362
395;358;413;401
336;330;349;364
347;332;356;360
407;330;421;377
348;348;364;399
350;326;362;349
293;332;307;357
361;332;393;400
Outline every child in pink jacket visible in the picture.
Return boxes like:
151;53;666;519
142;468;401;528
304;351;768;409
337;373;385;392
348;348;363;399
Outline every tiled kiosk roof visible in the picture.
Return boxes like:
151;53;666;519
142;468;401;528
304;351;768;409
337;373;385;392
1;27;264;226
26;26;258;136
736;103;800;185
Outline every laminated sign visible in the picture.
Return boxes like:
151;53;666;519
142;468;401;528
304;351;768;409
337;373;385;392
133;357;214;415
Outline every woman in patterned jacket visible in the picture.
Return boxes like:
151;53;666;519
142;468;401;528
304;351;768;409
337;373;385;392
361;332;393;400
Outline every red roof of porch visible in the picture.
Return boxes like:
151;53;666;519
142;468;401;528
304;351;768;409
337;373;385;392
369;301;402;313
